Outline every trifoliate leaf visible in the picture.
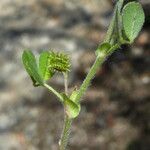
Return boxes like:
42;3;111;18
122;2;145;43
39;51;54;81
22;50;43;86
62;93;81;119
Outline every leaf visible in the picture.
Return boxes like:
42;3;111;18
22;50;43;86
39;51;54;81
70;89;78;103
62;93;81;119
30;76;40;87
96;42;111;56
116;0;124;42
122;2;145;43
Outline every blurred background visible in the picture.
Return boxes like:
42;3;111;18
0;0;149;149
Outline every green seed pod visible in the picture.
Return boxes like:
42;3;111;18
48;51;71;73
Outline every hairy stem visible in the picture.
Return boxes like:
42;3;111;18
59;116;72;150
59;72;72;150
75;54;106;103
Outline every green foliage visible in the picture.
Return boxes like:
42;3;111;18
122;2;145;43
22;50;43;86
39;51;54;81
22;50;71;86
62;93;81;119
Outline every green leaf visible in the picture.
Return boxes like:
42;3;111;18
39;51;54;81
70;89;78;103
22;50;43;86
122;2;145;43
62;93;81;119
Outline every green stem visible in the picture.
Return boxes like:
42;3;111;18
75;54;106;103
75;44;120;104
59;72;72;150
59;116;72;150
63;73;68;95
44;83;63;102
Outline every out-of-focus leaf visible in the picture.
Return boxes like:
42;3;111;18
122;2;145;42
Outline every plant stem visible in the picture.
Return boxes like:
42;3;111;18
47;1;124;149
59;116;72;150
44;83;64;102
59;52;108;148
63;73;68;95
75;54;106;103
73;0;125;103
59;72;72;150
